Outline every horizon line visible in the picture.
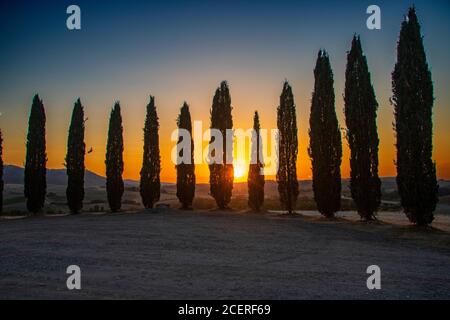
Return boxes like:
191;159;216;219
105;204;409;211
5;163;450;183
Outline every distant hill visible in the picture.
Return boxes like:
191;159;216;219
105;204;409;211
4;165;449;197
3;165;166;188
4;165;105;187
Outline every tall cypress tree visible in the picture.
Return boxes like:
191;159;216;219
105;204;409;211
0;129;3;214
176;102;195;209
277;81;299;214
140;96;161;209
345;36;381;221
105;102;124;212
24;94;47;214
66;98;86;214
393;7;438;226
248;111;264;211
308;51;342;218
209;81;234;209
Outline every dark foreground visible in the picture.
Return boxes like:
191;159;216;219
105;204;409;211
1;210;450;299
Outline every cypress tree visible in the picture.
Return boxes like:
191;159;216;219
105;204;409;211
209;81;233;209
176;102;195;209
345;36;381;221
308;51;342;218
392;7;438;226
140;96;161;209
65;98;86;214
24;94;47;214
248;111;264;211
0;129;3;214
277;81;299;214
105;102;124;212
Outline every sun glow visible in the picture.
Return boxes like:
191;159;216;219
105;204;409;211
234;165;246;179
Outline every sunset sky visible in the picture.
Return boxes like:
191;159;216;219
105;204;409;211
1;0;449;182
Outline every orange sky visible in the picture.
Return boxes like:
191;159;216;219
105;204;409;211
2;77;449;183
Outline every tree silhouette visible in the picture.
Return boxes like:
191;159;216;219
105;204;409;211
248;111;264;211
277;81;299;214
392;7;438;226
24;94;47;214
65;98;86;214
140;96;161;209
309;51;342;218
345;36;381;221
106;102;124;212
0;129;3;214
209;81;234;209
176;102;195;209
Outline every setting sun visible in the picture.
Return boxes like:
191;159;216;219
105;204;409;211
234;165;246;179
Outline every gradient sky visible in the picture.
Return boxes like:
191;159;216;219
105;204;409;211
1;0;449;182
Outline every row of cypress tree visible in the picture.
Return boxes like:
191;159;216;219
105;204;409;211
0;7;438;226
284;7;437;226
210;7;437;225
305;37;382;221
13;95;162;215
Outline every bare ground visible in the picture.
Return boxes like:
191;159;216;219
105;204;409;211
1;209;450;299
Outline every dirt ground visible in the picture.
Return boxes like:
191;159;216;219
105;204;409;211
1;209;450;299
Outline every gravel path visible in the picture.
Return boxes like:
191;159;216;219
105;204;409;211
1;210;450;299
